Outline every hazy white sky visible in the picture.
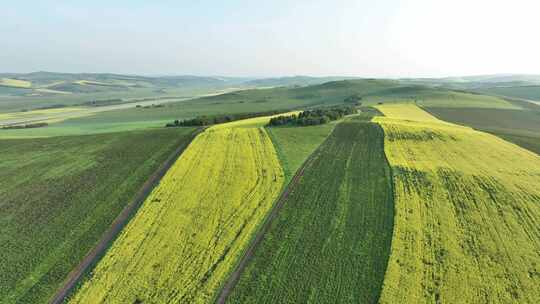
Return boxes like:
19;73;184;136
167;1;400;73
1;0;539;77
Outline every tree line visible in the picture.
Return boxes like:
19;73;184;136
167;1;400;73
165;110;285;127
267;106;357;127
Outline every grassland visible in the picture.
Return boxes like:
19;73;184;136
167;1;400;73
227;121;395;304
69;121;284;303
476;85;540;101
369;87;517;109
0;78;518;138
0;127;195;304
374;104;540;303
425;107;540;154
267;123;336;181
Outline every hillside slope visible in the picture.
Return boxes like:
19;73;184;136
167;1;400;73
69;120;284;303
0;127;195;304
374;105;540;303
228;121;394;303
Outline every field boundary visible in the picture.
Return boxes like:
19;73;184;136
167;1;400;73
214;126;336;304
48;127;205;304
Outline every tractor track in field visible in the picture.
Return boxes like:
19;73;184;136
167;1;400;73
215;127;334;304
48;127;205;304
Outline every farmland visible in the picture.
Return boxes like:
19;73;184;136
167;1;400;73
227;121;395;304
0;78;32;88
1;71;540;304
267;122;336;181
69;122;284;303
476;85;540;102
0;127;196;304
371;88;517;109
374;105;540;303
425;106;540;154
0;78;519;139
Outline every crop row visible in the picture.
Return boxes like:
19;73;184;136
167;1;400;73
69;126;284;303
0;127;195;304
228;121;395;303
374;104;540;303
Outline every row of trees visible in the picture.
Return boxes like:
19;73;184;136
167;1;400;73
268;106;357;127
166;110;284;127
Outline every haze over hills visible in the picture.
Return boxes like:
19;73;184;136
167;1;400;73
2;71;540;96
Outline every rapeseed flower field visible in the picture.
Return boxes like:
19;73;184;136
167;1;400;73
375;104;540;303
69;123;283;303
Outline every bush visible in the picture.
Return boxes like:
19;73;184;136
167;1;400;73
268;106;356;127
166;110;287;127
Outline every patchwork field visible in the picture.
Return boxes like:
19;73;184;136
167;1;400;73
227;121;395;303
0;78;32;88
267;122;336;181
477;85;540;101
69;123;284;303
370;88;517;109
0;127;195;304
425;107;540;154
374;105;540;303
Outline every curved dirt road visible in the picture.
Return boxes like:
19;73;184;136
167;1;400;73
49;128;203;304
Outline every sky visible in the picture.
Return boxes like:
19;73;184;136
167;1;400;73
1;0;539;78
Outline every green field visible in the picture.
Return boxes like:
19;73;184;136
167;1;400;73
0;127;195;304
476;85;540;101
0;71;243;113
2;72;539;304
267;123;336;181
374;105;540;303
367;86;517;109
1;78;519;139
425;107;540;154
69;118;284;304
228;121;395;303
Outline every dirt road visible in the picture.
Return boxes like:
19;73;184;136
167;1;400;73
214;130;333;304
48;128;204;304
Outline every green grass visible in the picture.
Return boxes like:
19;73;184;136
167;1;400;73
0;120;168;139
54;79;400;127
228;121;395;304
266;123;336;181
425;107;540;154
0;79;519;138
365;87;517;109
72;80;517;126
0;127;195;304
0;86;219;113
476;85;540;101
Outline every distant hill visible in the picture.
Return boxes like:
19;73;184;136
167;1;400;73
192;79;515;110
444;74;540;84
0;72;249;96
243;76;360;87
0;72;360;97
401;74;540;89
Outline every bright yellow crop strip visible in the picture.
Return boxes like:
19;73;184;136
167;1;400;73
69;125;283;303
0;78;31;88
212;111;300;129
375;105;540;303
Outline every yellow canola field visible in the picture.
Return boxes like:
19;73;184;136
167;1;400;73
374;104;540;303
0;78;31;88
69;124;284;303
212;111;300;130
